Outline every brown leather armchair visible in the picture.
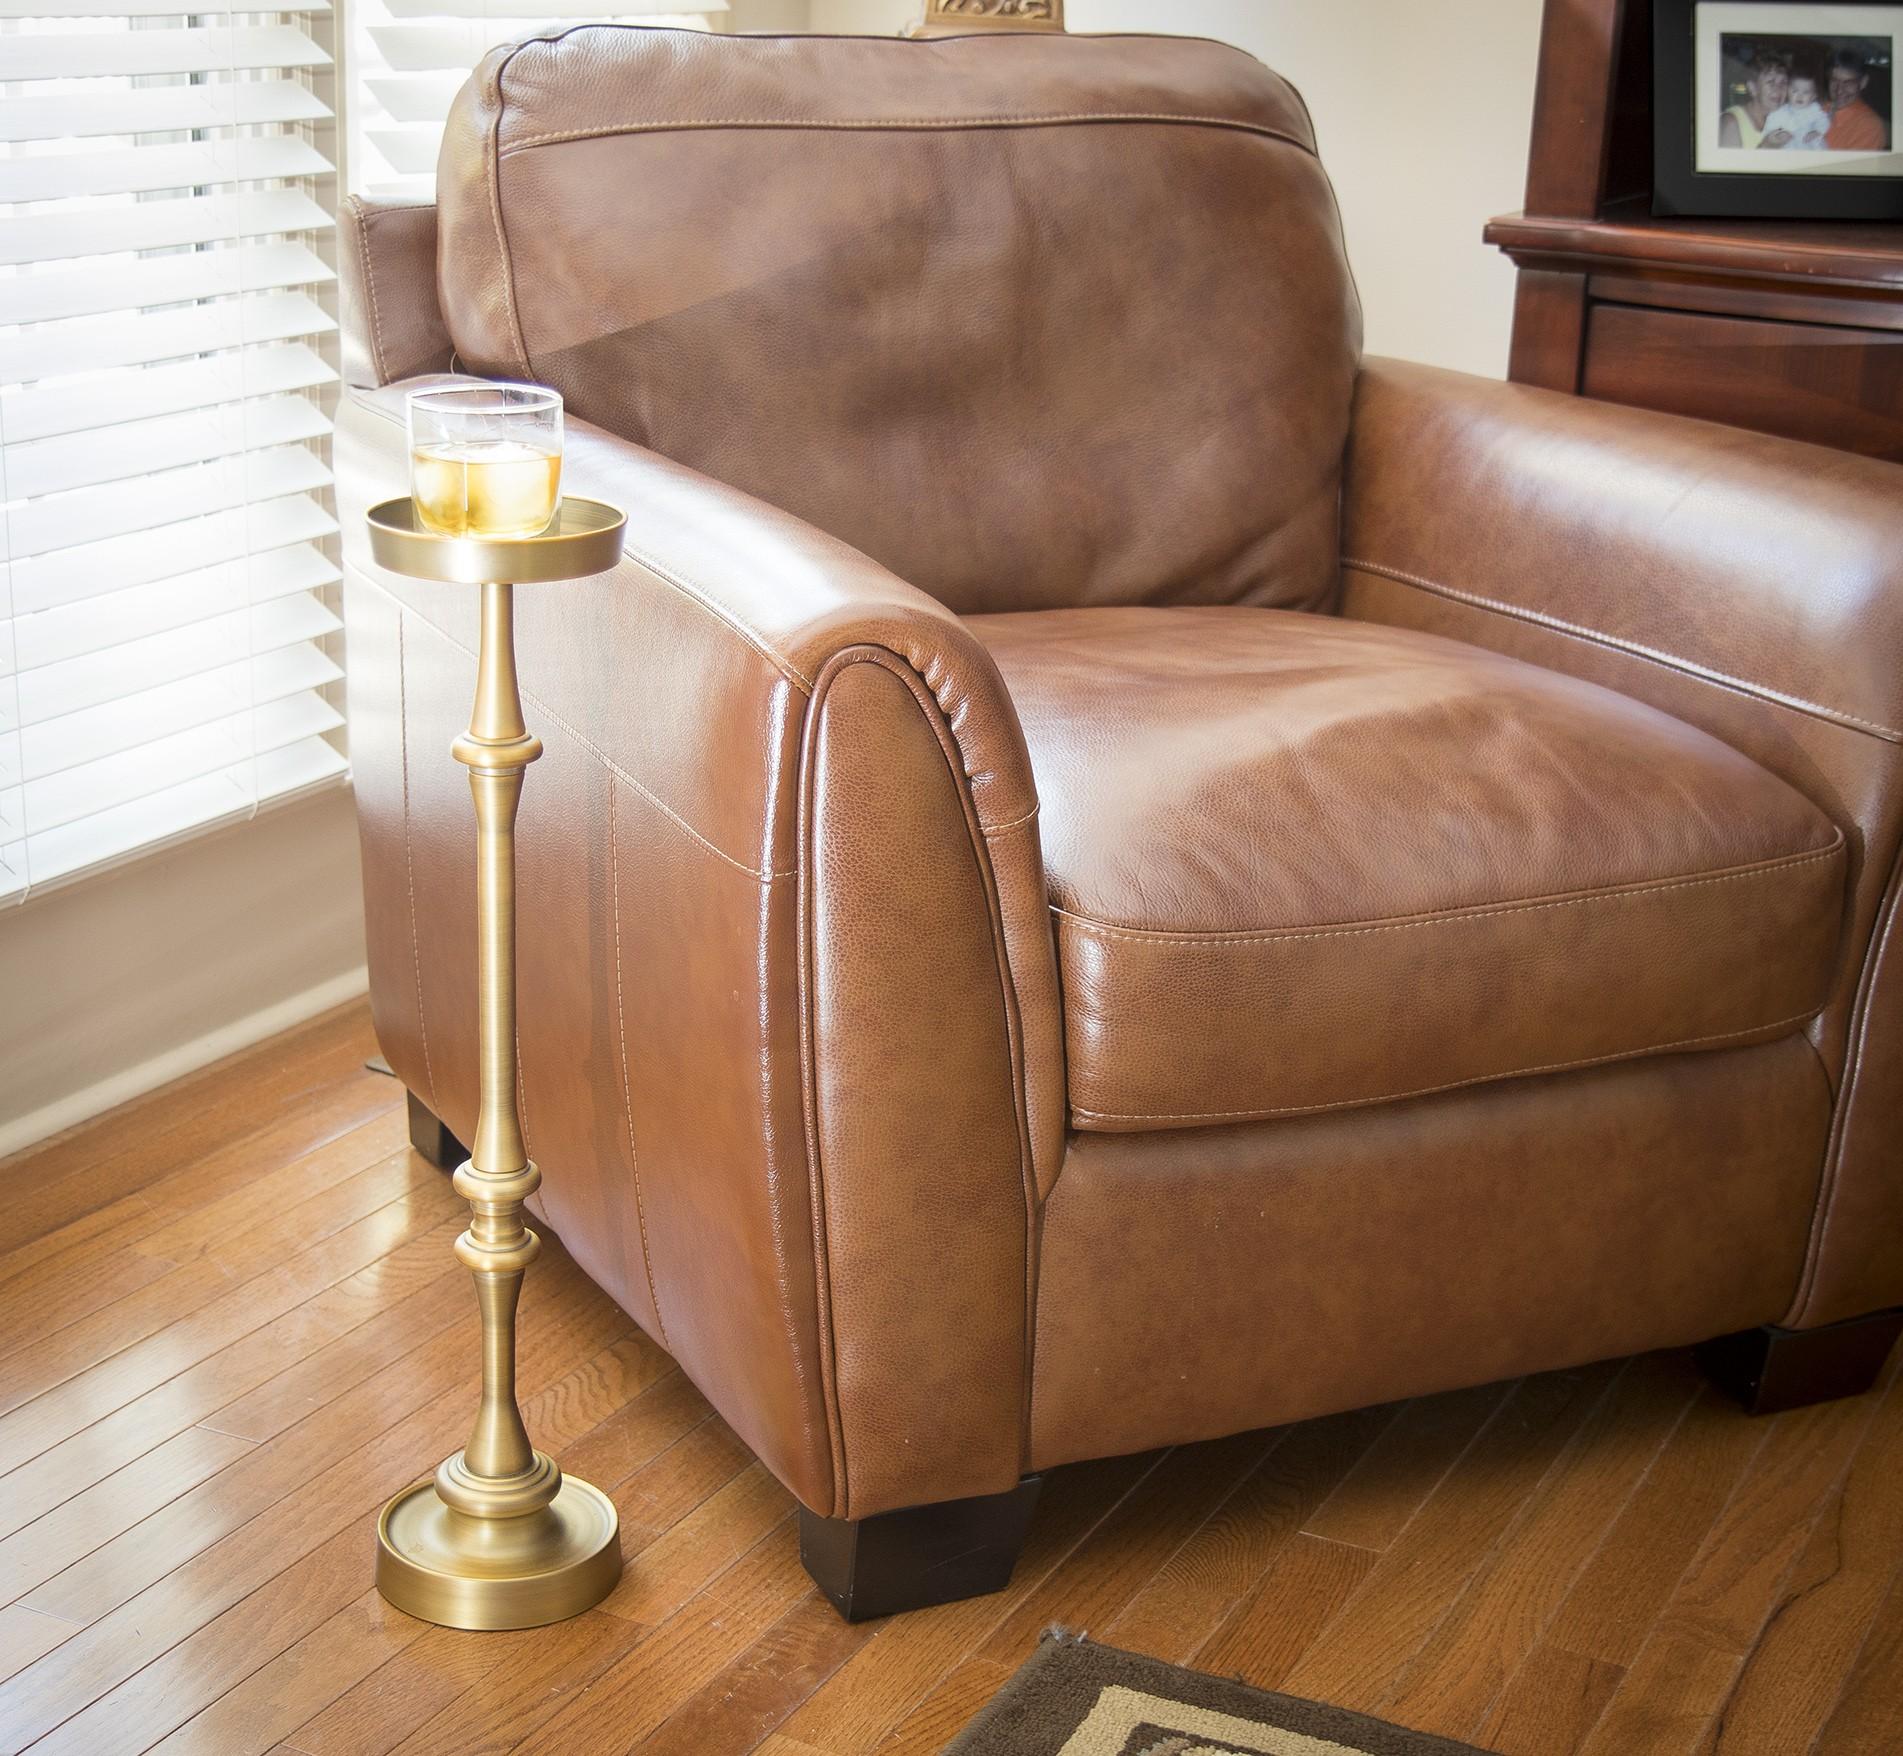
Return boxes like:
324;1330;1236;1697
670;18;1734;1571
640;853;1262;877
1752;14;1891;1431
336;26;1903;1621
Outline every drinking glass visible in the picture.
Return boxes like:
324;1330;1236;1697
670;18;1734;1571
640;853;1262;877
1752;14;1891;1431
407;384;563;539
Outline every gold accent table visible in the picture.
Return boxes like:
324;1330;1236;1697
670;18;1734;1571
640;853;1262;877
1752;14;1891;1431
366;494;626;1630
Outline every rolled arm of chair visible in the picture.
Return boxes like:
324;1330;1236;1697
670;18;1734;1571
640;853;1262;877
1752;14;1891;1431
1341;357;1903;1330
338;379;1063;1518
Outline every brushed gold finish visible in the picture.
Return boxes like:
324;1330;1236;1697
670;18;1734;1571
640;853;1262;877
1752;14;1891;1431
366;494;626;586
908;0;1064;36
372;497;624;1630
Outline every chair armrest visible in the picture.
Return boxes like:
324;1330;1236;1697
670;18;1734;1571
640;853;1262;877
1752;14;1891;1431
1341;357;1903;1332
1341;356;1903;748
337;379;1062;1519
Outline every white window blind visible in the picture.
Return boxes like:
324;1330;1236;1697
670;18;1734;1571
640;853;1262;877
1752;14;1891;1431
350;0;726;197
1;1;345;904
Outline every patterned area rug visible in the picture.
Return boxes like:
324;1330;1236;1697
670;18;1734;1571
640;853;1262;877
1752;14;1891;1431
943;1631;1493;1755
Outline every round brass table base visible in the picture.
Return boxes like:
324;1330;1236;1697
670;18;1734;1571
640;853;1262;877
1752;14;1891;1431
375;1476;622;1630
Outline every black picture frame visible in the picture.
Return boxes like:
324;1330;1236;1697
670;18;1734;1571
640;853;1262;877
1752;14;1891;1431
1654;0;1903;217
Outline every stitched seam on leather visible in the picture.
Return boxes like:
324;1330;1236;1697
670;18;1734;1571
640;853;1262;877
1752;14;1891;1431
1054;840;1844;947
622;542;816;693
607;773;668;1346
1073;1011;1821;1124
395;612;437;1111
1786;837;1903;1325
501;113;1320;156
362;572;794;881
348;197;391;387
1343;557;1903;744
489;48;534;376
982;800;1041;838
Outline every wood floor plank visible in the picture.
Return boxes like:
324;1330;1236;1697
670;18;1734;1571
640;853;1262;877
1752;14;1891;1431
1815;1563;1903;1752
381;1609;641;1756
1541;1380;1775;1669
876;1656;1015;1756
0;1605;79;1687
0;1221;466;1542
1300;1381;1513;1553
552;1365;712;1492
1472;1639;1625;1756
509;1522;810;1756
975;1430;1282;1667
1379;1351;1700;1740
0;1144;436;1418
0;1007;383;1257
1278;1360;1623;1717
0;1107;409;1366
601;1460;796;1629
1704;1369;1903;1753
21;1251;622;1626
606;1410;759;1556
0;1267;632;1755
633;1591;874;1755
1578;1366;1896;1756
0;1422;256;1605
274;1620;522;1756
1106;1403;1394;1664
8;1328;648;1756
0;1185;464;1476
139;1590;424;1756
1192;1531;1377;1688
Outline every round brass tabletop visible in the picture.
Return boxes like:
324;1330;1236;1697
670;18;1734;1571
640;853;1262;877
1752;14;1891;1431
366;496;626;585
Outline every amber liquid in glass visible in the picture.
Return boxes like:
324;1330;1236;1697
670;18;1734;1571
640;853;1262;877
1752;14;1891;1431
411;440;561;539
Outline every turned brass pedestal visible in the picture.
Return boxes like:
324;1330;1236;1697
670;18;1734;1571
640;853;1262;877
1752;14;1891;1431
367;495;627;1630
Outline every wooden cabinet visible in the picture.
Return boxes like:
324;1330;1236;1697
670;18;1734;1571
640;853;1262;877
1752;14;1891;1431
1487;0;1903;460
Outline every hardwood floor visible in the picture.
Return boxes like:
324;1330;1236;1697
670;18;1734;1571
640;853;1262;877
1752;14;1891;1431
1;1000;1898;1754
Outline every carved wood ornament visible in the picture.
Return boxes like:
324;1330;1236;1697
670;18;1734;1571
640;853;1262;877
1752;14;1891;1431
909;0;1065;36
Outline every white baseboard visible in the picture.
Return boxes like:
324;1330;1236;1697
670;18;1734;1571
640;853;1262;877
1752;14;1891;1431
0;964;370;1163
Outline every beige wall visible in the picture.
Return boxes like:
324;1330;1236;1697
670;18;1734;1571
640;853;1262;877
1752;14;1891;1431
0;788;368;1158
804;0;1542;376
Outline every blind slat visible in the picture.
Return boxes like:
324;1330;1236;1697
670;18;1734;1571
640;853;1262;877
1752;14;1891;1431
5;23;329;81
8;446;332;562
24;691;342;832
0;77;329;143
14;492;337;615
0;291;334;384
15;544;338;672
18;594;342;725
21;643;341;784
0;0;328;15
0;188;331;269
0;136;331;205
16;734;347;889
10;395;331;498
6;341;335;442
0;239;332;330
380;0;721;13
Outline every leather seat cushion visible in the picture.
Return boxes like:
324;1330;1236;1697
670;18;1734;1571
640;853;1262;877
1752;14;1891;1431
968;607;1847;1131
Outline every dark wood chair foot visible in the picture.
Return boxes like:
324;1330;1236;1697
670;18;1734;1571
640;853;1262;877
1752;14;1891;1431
799;1476;1043;1622
406;1090;468;1172
1697;1308;1903;1414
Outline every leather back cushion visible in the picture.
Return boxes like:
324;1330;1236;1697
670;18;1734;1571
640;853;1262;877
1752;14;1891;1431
435;27;1361;615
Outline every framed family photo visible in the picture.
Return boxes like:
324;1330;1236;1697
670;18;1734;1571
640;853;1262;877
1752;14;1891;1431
1655;0;1903;216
